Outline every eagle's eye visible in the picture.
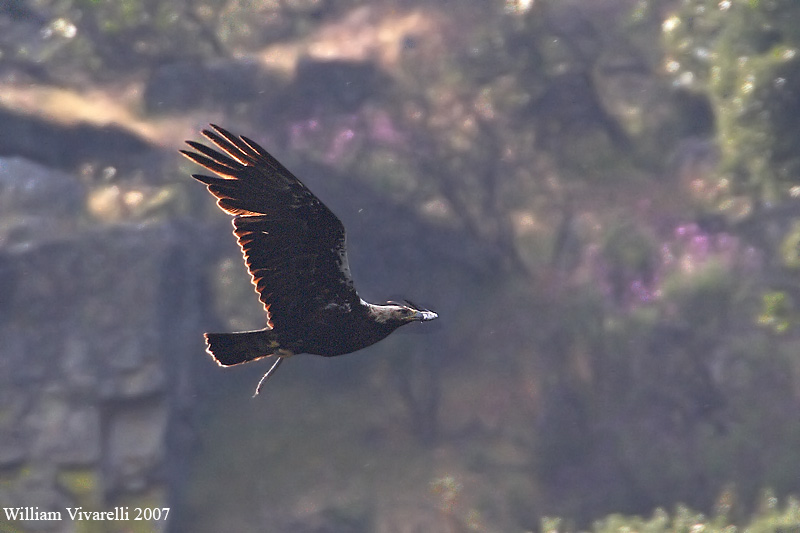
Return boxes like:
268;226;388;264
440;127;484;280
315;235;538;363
397;307;413;318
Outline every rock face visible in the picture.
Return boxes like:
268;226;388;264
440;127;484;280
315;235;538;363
0;157;207;532
0;110;163;174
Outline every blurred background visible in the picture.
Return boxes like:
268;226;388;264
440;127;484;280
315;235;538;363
2;0;800;531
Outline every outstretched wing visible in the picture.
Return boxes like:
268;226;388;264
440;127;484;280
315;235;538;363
181;124;360;330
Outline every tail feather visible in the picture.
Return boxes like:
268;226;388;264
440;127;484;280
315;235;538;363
204;329;282;366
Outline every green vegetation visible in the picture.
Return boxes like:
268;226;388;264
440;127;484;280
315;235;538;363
588;493;800;533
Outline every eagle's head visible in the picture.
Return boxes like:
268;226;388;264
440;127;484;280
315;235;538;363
368;300;438;324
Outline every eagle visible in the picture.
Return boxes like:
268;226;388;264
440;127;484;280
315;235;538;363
181;125;438;395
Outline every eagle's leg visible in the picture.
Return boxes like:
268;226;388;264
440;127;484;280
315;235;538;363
253;357;284;397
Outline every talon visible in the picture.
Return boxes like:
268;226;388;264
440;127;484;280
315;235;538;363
253;357;284;397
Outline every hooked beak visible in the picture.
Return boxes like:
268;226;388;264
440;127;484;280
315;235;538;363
414;309;439;322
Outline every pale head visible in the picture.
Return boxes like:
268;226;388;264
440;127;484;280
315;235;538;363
364;299;438;324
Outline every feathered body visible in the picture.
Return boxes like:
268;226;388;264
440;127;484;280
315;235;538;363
180;125;437;392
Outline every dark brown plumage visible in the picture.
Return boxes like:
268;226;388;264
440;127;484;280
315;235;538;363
181;125;437;394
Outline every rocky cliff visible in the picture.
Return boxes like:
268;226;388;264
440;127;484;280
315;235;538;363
0;157;208;532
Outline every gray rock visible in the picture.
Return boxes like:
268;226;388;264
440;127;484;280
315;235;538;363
105;398;168;494
26;395;101;465
0;157;84;250
0;156;205;525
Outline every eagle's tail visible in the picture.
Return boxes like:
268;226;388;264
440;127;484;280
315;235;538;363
204;329;283;366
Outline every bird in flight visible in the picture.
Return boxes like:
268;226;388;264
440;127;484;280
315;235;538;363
181;125;438;395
